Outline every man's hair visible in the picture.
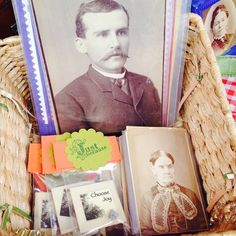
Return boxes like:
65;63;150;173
210;4;229;29
149;150;175;166
75;0;129;38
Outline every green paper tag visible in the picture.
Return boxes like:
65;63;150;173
65;129;111;171
56;132;71;142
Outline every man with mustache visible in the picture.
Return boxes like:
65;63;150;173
55;0;161;135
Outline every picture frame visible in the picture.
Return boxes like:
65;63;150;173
12;0;166;135
69;180;126;234
119;126;209;235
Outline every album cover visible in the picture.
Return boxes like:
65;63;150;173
70;180;127;234
119;126;208;235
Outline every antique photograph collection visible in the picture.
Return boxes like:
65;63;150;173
35;181;126;235
10;0;234;234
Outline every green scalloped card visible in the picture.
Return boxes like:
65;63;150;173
65;129;112;171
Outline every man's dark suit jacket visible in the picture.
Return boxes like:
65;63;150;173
55;66;161;134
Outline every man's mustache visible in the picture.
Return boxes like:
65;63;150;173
101;51;129;61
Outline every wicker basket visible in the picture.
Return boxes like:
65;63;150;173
0;36;32;234
1;13;236;235
179;13;236;233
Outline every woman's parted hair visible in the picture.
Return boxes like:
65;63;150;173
210;4;229;29
75;0;129;38
149;150;175;166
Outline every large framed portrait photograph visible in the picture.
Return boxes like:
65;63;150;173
13;0;165;135
120;127;208;235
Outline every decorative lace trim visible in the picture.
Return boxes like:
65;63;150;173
151;187;198;233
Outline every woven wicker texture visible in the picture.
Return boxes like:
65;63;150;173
0;36;32;232
179;14;236;232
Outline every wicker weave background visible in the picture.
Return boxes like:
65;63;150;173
179;14;236;233
0;36;32;233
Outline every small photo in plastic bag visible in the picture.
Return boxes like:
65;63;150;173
34;192;57;234
70;180;127;235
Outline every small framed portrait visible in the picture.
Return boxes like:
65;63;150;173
13;0;165;135
120;126;209;235
70;180;126;234
194;0;236;56
34;192;57;232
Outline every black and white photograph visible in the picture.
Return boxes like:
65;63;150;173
31;0;165;135
59;188;73;217
41;200;52;228
51;185;78;234
120;126;209;235
80;193;105;221
34;192;57;232
70;180;126;234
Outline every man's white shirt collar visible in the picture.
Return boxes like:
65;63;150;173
92;65;126;79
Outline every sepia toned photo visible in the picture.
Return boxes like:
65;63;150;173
203;0;236;56
120;127;209;235
70;180;126;234
31;0;165;135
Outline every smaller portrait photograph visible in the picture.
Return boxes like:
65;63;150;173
34;192;57;232
70;180;127;234
51;185;78;234
203;0;236;56
59;189;73;217
120;127;209;235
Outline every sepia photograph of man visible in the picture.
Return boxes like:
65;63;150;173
31;0;165;135
55;0;162;134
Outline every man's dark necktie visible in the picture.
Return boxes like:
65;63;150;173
114;78;130;95
115;78;125;88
